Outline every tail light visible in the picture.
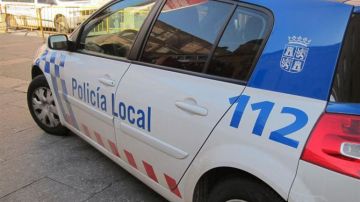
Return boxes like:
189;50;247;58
301;113;360;179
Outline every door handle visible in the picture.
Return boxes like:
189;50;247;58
98;77;115;87
175;100;208;116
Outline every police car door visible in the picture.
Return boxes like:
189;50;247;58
57;0;156;153
114;1;272;195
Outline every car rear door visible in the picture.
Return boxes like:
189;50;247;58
53;0;156;153
113;0;272;196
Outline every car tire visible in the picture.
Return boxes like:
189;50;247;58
207;176;284;202
27;75;69;136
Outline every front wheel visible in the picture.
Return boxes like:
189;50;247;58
207;177;284;202
27;75;68;136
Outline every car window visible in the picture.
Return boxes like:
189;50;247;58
206;7;269;81
140;0;233;73
331;14;360;103
80;0;155;58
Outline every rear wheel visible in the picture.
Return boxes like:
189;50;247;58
206;177;284;202
27;75;68;136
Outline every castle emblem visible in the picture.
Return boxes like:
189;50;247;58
280;36;311;73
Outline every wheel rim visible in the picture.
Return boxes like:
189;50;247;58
32;87;60;128
226;200;249;202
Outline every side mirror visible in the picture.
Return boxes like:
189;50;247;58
48;34;71;51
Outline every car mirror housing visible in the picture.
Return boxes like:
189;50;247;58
48;34;73;51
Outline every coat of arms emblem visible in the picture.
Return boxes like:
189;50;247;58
280;36;311;73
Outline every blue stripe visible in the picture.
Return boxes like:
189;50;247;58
61;79;79;130
326;102;360;116
61;79;69;100
50;52;57;64
59;54;66;67
40;50;49;60
55;65;60;78
44;62;50;74
51;75;66;120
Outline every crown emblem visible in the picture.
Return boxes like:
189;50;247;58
288;36;311;47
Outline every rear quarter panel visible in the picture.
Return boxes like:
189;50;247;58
289;161;360;202
180;0;353;201
182;88;326;201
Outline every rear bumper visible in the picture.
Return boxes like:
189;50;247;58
289;160;360;202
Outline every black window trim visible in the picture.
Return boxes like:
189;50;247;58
132;0;274;85
328;10;358;103
69;0;274;85
72;0;163;63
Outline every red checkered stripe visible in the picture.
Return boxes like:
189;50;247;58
81;124;182;198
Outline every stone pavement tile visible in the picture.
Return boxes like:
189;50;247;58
0;82;29;109
22;134;166;198
0;62;34;81
0;91;26;107
87;176;167;202
0;76;27;89
46;139;129;194
0;177;89;202
14;83;29;93
0;136;86;198
0;127;63;163
0;153;45;198
0;58;32;67
0;105;35;134
8;97;28;109
1;134;120;194
0;87;13;94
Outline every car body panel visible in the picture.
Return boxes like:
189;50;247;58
245;0;352;100
113;63;246;192
30;0;359;201
289;161;360;202
180;87;327;201
326;103;360;115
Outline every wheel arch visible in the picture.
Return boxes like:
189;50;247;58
30;65;68;128
192;166;284;202
32;65;44;79
181;143;292;202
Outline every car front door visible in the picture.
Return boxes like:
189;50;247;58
54;0;156;154
113;0;272;197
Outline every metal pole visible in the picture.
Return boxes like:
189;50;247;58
106;18;109;33
37;8;45;40
4;5;8;33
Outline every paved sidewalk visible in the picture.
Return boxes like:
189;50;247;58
0;34;166;202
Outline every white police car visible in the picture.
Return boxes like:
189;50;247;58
27;0;360;201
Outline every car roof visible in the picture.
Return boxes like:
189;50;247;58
337;0;360;6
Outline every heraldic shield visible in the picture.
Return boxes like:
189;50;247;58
280;36;311;73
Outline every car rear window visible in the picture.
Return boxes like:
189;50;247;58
141;0;234;74
140;0;271;82
331;13;360;103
